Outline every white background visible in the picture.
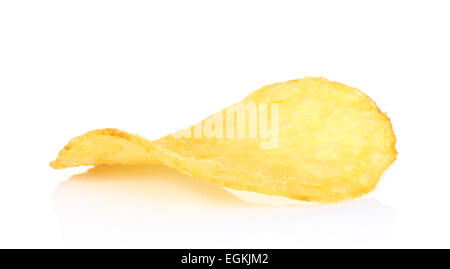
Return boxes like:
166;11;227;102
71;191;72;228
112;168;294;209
0;0;449;248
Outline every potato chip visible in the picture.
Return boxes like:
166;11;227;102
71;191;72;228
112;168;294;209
51;77;397;202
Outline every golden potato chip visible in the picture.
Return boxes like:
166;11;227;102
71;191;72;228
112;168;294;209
51;77;397;202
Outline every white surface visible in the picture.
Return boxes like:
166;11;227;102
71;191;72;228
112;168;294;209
0;0;449;248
